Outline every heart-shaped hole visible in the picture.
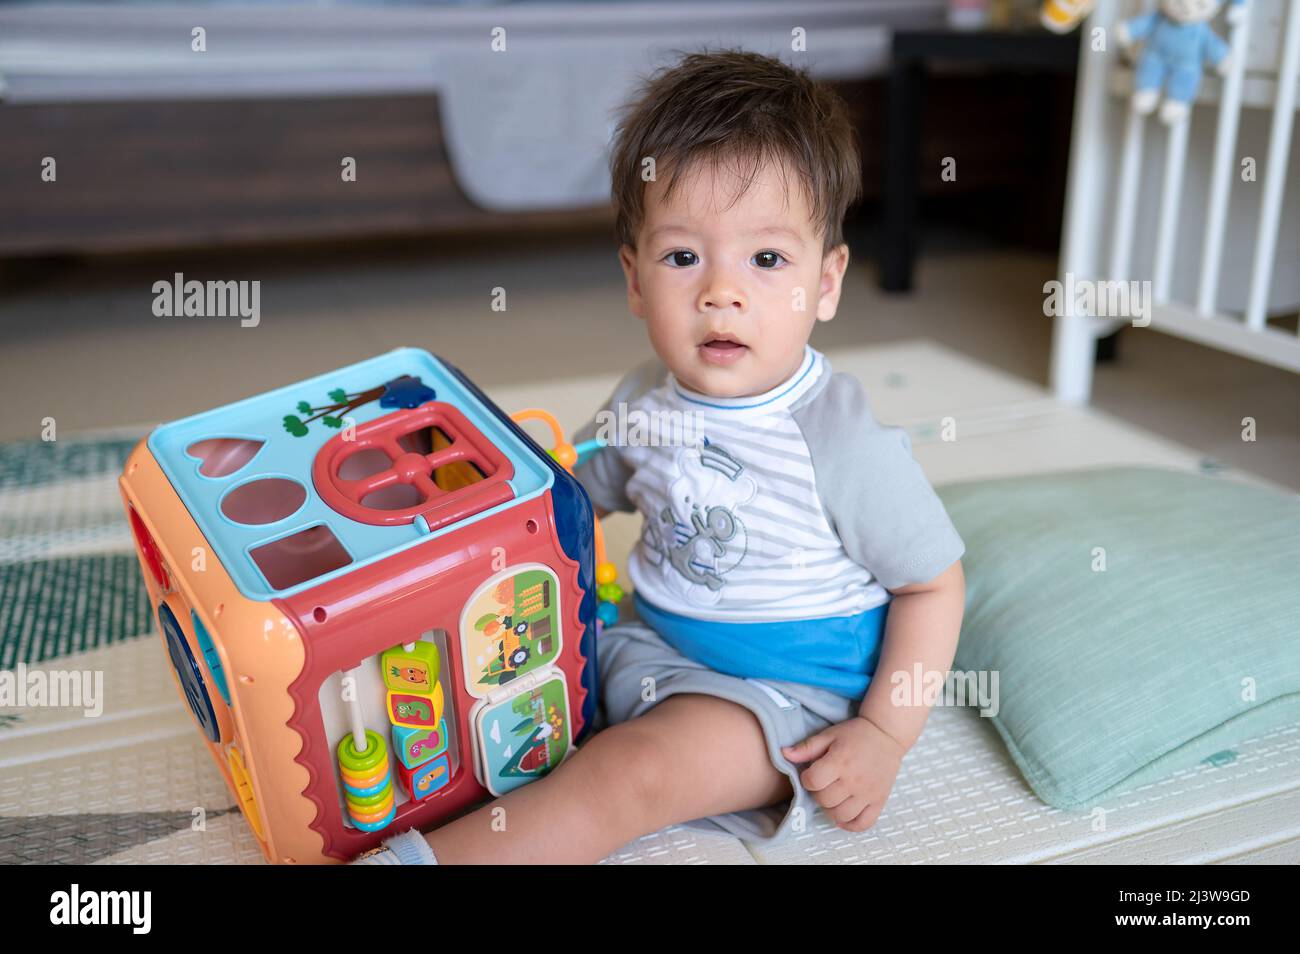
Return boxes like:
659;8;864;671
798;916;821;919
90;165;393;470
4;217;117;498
188;438;264;478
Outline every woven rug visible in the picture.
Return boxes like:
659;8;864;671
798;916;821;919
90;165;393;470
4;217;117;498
0;434;153;671
0;431;242;864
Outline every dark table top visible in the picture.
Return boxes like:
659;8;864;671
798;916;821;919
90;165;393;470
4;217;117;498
892;27;1081;72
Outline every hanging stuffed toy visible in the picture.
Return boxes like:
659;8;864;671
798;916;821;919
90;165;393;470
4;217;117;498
1117;0;1243;125
1043;0;1244;36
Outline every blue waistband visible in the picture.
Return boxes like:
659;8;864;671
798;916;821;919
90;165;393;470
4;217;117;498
630;592;890;700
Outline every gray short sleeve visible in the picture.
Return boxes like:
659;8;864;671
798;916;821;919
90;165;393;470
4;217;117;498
791;372;965;590
570;355;668;514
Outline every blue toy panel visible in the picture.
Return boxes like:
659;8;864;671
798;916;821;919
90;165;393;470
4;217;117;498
148;348;552;602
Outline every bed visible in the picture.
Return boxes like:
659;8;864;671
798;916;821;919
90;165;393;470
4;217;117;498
2;340;1297;864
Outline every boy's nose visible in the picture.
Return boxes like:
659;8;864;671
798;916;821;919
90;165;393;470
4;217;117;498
697;272;747;312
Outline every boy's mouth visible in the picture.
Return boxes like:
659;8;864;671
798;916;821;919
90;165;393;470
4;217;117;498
698;333;748;366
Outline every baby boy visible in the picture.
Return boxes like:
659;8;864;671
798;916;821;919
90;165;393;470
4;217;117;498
357;49;966;865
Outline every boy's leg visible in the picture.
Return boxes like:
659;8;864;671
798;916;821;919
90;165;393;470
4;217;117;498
423;693;792;864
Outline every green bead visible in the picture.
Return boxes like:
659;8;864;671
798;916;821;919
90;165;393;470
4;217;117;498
597;582;624;603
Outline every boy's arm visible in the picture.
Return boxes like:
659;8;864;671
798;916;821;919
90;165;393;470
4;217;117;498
569;355;667;516
792;373;967;752
856;559;965;752
793;374;966;593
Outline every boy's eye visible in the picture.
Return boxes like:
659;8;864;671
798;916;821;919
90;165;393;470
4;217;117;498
752;250;786;269
662;250;698;268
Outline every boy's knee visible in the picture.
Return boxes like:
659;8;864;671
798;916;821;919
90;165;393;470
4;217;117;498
574;720;677;826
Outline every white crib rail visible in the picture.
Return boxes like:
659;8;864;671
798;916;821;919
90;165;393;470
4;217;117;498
1152;104;1189;302
1197;0;1253;314
1051;0;1300;405
1245;0;1300;331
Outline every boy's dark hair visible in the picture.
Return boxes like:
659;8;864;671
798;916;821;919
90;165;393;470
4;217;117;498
609;49;862;255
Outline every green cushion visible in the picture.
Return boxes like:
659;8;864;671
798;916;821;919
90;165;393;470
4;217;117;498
936;466;1300;810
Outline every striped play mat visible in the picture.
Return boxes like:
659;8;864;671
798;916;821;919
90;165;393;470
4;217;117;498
0;434;154;671
0;431;259;864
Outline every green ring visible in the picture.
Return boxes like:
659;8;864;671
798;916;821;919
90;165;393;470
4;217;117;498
345;781;394;809
337;730;388;774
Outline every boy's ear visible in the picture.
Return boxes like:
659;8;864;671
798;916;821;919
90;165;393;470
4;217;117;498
815;243;851;323
619;244;646;320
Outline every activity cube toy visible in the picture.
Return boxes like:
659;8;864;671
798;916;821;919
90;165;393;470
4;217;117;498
118;348;600;863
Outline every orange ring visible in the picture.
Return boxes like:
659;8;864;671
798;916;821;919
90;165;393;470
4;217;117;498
348;795;395;824
341;766;389;789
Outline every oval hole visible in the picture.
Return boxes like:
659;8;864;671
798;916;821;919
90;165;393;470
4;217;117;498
221;478;307;525
188;438;264;478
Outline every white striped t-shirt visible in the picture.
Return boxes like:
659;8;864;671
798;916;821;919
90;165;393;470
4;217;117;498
572;345;965;625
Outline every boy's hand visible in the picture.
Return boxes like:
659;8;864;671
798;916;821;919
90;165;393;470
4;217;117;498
782;716;906;833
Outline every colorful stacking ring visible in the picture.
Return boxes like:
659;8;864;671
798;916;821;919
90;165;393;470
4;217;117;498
343;779;387;805
338;730;389;775
340;768;389;792
345;785;394;810
338;730;397;833
348;794;395;824
350;804;397;832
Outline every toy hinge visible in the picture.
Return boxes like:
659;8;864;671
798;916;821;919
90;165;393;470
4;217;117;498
483;668;551;705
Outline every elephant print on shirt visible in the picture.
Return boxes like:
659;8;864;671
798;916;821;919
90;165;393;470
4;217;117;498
640;439;757;607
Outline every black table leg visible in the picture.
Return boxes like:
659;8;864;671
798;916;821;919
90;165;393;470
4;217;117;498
881;55;923;293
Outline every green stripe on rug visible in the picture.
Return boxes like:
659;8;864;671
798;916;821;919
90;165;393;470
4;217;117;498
0;437;140;491
0;554;153;668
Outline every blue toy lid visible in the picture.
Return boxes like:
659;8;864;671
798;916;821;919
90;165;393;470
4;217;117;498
147;348;552;601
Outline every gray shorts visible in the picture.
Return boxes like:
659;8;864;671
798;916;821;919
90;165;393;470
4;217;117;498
593;616;860;845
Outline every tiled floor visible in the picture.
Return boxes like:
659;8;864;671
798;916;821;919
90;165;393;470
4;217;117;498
1;231;1296;489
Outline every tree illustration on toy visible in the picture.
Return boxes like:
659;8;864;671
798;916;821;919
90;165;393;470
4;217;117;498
281;375;437;437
